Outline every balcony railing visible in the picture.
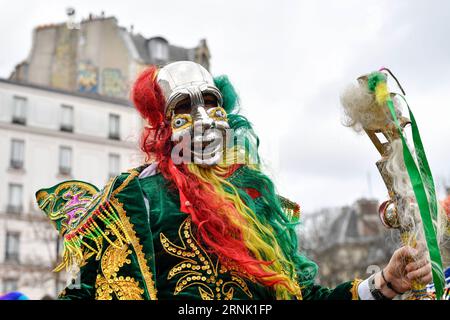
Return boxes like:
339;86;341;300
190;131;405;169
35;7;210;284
60;124;74;133
4;253;20;263
12;117;26;125
59;166;71;176
9;160;24;170
6;205;23;215
108;132;120;140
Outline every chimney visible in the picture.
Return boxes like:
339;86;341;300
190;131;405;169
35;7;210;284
355;198;378;216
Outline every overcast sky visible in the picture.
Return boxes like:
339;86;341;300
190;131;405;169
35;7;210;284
0;0;449;213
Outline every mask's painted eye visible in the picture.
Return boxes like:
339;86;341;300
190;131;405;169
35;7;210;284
208;107;226;121
173;117;187;128
215;109;225;118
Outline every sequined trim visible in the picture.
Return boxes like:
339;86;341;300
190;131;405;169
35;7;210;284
111;169;140;197
50;201;129;272
110;195;158;300
350;279;363;300
95;239;144;300
36;181;99;236
160;217;254;300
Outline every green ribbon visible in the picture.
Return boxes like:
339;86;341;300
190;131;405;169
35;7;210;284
369;72;445;299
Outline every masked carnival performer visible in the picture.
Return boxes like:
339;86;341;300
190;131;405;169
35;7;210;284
35;61;433;300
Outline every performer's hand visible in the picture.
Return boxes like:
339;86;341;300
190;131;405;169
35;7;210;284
375;245;432;298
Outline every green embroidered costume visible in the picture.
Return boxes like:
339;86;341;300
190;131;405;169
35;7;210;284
36;164;360;300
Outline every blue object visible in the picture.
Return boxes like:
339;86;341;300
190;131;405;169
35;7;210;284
0;291;29;300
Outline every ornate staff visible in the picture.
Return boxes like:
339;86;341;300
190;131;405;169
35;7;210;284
340;68;446;300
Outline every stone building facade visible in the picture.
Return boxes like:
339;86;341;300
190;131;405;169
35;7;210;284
10;15;210;99
0;78;143;299
299;198;397;287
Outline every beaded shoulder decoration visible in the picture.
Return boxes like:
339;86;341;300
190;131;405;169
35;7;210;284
278;195;301;222
35;177;129;271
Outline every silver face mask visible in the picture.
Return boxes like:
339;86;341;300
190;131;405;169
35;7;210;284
157;61;229;166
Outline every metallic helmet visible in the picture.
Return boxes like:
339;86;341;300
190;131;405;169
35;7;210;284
156;61;223;120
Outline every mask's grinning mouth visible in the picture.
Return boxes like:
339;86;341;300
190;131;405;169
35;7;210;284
191;130;225;157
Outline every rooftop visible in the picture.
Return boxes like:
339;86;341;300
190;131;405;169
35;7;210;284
0;78;132;107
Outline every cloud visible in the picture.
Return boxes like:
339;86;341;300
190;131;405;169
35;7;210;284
251;0;450;211
0;0;448;212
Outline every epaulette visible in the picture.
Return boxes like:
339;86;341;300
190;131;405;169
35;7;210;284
278;195;301;222
35;173;132;271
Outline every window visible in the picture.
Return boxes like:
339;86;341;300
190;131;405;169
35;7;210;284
150;39;168;61
59;146;72;175
3;279;18;292
5;232;20;262
12;96;27;125
108;114;120;140
108;153;121;179
60;105;74;132
200;53;210;71
10;139;25;169
7;184;23;214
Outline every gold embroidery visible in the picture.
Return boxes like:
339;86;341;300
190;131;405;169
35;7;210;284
95;239;144;300
160;217;254;300
58;289;67;299
36;177;128;272
110;195;158;300
36;181;99;236
350;278;363;300
111;169;140;197
51;202;130;272
94;168;157;300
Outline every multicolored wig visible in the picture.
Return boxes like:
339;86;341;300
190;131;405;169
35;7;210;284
132;66;317;299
